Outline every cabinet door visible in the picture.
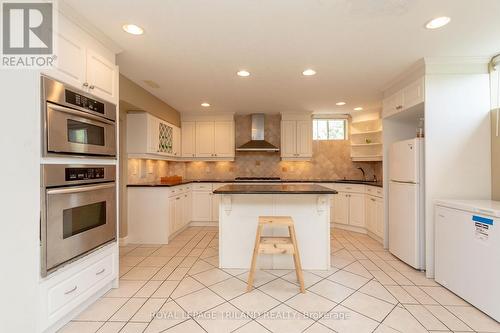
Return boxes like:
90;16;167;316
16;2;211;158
382;91;403;119
86;49;117;103
403;78;424;110
281;120;297;157
349;193;365;228
183;191;192;225
195;122;215;157
50;32;86;89
168;196;176;235
211;193;219;222
181;122;196;158
332;193;349;225
192;191;212;221
365;196;376;233
173;126;181;157
174;196;184;231
148;116;160;154
375;197;384;238
214;121;234;157
296;120;312;157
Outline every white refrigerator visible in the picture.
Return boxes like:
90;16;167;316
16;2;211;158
389;138;425;269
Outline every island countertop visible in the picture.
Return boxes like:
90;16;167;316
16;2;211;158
213;184;338;194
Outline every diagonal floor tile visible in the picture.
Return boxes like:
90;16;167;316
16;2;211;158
170;276;205;299
257;303;315;333
327;270;370;289
230;289;280;319
382;306;428;333
341;291;394;321
258;278;301;301
194;301;251;333
359;280;397;304
192;268;232;286
309;279;355;303
319;304;379;333
176;287;225;314
285;290;336;318
210;277;248;300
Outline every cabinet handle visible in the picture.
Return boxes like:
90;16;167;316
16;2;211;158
438;214;445;218
371;198;376;202
82;82;89;87
396;105;403;110
89;85;95;90
96;268;106;275
64;286;78;295
176;197;180;200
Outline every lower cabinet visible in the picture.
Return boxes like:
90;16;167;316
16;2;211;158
326;183;384;242
192;189;212;222
331;191;365;228
365;195;384;238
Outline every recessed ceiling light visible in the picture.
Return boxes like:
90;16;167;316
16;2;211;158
122;24;144;35
336;102;346;106
201;102;210;107
425;16;451;29
302;69;316;76
353;107;363;111
237;70;250;77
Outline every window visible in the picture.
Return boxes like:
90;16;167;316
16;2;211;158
313;119;347;140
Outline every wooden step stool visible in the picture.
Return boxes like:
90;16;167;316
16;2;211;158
247;216;305;293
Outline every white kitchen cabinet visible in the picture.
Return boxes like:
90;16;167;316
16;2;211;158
183;190;192;226
86;49;117;103
196;122;215;157
374;197;384;238
181;122;196;157
365;196;376;233
403;77;424;110
127;112;181;160
192;188;213;221
296;120;313;156
168;196;176;235
281;120;297;158
214;121;234;157
51;31;86;89
383;77;424;119
48;36;117;103
280;118;312;160
332;192;349;225
349;193;365;228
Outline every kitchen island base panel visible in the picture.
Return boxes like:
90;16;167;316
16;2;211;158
219;194;331;270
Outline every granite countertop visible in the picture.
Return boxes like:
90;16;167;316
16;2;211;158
213;184;338;194
127;179;383;188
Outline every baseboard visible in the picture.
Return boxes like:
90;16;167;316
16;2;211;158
119;236;128;246
189;221;218;227
366;230;384;245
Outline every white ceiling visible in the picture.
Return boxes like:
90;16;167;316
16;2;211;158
65;0;500;114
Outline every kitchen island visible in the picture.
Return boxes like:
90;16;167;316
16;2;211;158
214;184;337;270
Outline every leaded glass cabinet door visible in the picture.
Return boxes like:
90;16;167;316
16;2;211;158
157;121;174;155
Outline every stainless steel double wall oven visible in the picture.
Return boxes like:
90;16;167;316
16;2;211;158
41;77;117;276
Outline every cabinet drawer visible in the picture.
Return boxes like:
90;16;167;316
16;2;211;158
193;183;212;191
47;253;113;315
335;184;365;193
366;186;383;197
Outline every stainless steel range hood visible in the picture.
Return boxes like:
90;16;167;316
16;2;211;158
236;114;280;152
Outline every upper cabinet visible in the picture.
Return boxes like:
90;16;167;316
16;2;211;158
280;114;312;160
127;112;181;159
45;15;118;104
350;118;383;162
181;115;235;161
382;77;424;118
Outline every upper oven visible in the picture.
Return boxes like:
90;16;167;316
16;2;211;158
42;76;117;157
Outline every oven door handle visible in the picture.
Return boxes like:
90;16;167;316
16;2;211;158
47;182;115;195
47;103;115;125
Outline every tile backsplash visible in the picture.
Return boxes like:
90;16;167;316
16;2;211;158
127;114;382;183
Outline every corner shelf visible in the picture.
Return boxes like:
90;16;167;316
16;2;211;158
350;118;383;162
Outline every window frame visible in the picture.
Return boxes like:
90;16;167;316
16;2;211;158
312;117;348;141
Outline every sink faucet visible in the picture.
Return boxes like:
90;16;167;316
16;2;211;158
357;167;366;180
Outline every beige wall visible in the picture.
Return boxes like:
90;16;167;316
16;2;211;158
128;114;383;183
119;74;181;126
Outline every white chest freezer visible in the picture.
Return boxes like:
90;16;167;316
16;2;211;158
435;200;500;321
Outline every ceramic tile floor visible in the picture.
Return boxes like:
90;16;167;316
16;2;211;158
59;227;500;333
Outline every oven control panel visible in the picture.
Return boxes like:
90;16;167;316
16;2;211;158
65;90;105;114
65;167;105;181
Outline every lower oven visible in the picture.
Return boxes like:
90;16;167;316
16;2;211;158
41;164;117;277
